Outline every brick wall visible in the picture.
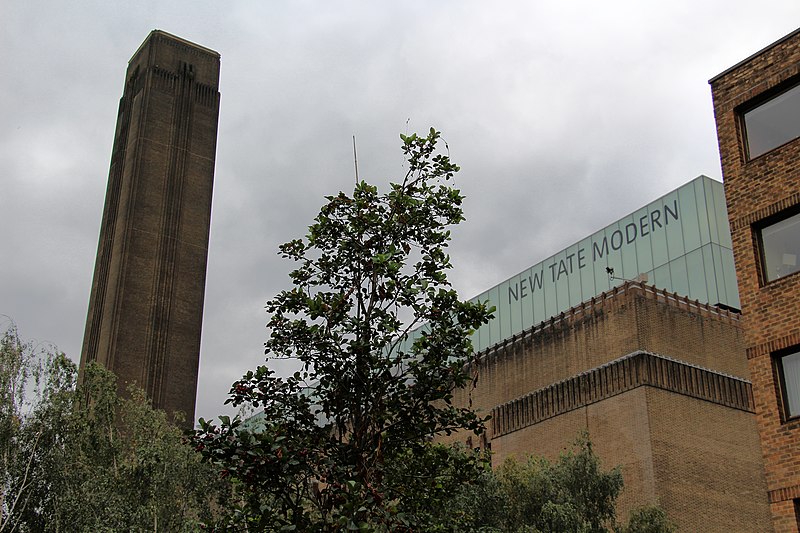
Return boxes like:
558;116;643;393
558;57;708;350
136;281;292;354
80;31;220;426
711;27;800;532
646;388;770;531
455;282;748;421
490;385;771;531
443;281;770;529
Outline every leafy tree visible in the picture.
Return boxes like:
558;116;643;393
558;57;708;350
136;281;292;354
0;321;75;532
446;435;674;533
0;322;230;532
54;363;229;532
487;436;623;533
380;443;492;532
194;128;494;530
616;506;676;533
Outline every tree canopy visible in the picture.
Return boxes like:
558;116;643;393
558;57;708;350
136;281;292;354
0;322;228;532
194;129;494;530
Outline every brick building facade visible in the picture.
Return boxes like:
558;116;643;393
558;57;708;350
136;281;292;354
711;28;800;531
449;281;772;531
80;31;220;425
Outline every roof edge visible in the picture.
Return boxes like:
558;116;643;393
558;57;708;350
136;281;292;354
709;27;800;84
130;29;220;63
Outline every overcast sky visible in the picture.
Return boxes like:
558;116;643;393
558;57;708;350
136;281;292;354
2;1;798;423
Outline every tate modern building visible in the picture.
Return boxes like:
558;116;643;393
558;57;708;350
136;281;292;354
468;174;739;353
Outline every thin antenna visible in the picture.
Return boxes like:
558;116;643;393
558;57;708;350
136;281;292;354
352;135;359;185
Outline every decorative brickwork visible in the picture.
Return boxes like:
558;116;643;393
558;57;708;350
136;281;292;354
770;484;800;504
479;281;740;361
711;27;800;532
492;351;754;438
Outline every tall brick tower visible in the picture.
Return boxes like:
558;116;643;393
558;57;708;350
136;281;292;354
80;30;220;426
710;28;800;531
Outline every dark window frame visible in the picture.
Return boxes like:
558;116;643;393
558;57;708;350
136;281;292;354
738;76;800;161
754;205;800;286
773;346;800;423
795;498;800;529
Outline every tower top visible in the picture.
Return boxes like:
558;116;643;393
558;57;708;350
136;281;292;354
132;29;220;61
127;29;220;88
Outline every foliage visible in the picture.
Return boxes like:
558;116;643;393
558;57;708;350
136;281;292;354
380;443;492;532
194;129;494;530
616;506;676;533
0;322;229;532
55;364;229;532
457;435;624;533
0;322;76;532
443;435;674;533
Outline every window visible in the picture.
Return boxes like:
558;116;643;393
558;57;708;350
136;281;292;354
759;211;800;283
792;498;800;530
776;349;800;420
742;81;800;159
795;499;800;529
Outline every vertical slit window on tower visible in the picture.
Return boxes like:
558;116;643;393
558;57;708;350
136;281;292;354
742;81;800;159
776;349;800;420
758;211;800;283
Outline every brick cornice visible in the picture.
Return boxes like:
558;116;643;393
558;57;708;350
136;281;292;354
491;351;754;438
768;483;800;503
478;281;740;363
711;54;800;111
730;191;800;230
746;330;800;360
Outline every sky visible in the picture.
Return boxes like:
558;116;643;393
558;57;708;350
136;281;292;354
2;1;799;423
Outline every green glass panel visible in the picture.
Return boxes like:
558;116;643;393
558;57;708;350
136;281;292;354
473;288;491;352
633;207;654;274
705;180;721;245
543;258;558;320
568;248;584;309
678;184;702;253
669;255;690;296
520;266;535;331
694;177;712;245
508;273;523;336
578;236;597;303
685;248;708;303
720;246;740;309
529;264;547;324
707;243;740;309
701;244;721;305
499;280;514;342
713;183;733;248
662;191;685;260
649;202;670;267
488;285;501;347
591;229;612;293
652;263;671;292
552;250;572;313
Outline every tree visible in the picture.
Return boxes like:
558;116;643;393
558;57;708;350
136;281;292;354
445;434;675;533
0;322;230;532
484;436;624;533
54;364;230;532
616;507;676;533
0;321;75;532
194;128;494;530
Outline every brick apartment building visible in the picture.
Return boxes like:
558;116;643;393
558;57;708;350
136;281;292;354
710;28;800;531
